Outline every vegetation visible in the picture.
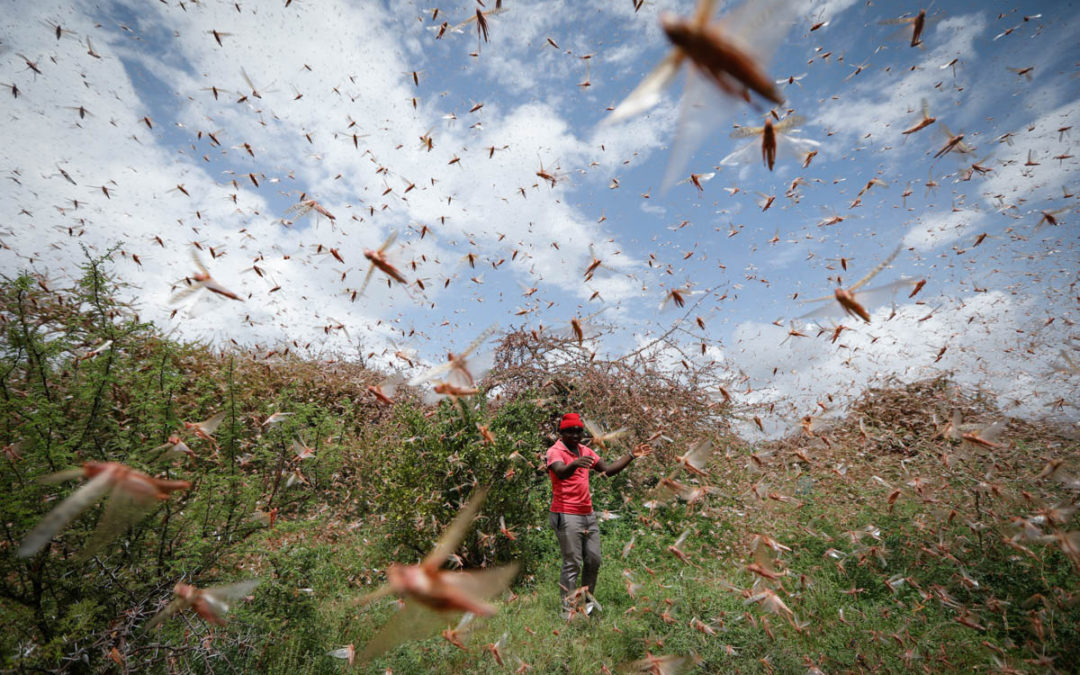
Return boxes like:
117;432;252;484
0;257;1076;673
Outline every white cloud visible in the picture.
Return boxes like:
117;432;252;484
813;13;988;151
978;99;1079;215
727;290;1079;440
903;207;984;251
0;0;660;360
808;0;862;23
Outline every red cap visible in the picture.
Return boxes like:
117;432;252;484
559;413;583;430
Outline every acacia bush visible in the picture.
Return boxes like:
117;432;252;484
489;328;742;478
0;256;395;671
0;260;255;669
375;396;554;579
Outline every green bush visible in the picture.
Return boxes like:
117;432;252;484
377;396;551;579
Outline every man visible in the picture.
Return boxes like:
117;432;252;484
546;412;646;616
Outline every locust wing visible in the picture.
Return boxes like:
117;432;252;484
607;49;687;124
78;482;162;560
678;439;714;474
357;600;457;664
19;470;110;557
421;486;490;573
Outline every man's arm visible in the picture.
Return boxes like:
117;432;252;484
593;453;631;477
594;444;652;477
548;455;596;480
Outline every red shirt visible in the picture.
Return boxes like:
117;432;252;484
546;440;600;515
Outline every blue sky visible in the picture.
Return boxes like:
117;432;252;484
1;0;1077;437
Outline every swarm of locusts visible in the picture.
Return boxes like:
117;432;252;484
4;0;1078;672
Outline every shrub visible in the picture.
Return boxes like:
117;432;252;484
376;396;552;579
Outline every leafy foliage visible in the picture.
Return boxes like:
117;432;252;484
377;397;553;577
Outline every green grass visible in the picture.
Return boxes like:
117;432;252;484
196;486;1075;675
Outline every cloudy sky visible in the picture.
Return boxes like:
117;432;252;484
1;0;1076;437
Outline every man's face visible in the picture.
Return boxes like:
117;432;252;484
560;426;584;449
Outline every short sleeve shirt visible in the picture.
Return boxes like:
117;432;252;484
546;439;600;515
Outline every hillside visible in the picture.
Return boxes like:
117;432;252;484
1;263;1077;674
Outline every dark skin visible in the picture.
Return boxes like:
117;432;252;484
548;427;645;479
